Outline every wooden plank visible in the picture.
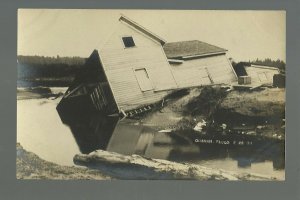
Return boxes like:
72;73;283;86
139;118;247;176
133;68;153;91
64;84;83;99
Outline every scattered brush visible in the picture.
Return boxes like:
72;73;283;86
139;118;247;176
183;86;228;117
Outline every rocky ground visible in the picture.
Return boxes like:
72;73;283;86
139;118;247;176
133;86;285;137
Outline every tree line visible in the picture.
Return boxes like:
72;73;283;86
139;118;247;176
17;55;86;79
18;55;86;66
231;58;286;76
251;58;286;71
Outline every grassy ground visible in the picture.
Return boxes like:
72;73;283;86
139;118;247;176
220;87;285;117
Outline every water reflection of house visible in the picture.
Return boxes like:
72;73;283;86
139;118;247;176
106;124;155;155
57;14;237;116
58;109;284;170
58;112;119;154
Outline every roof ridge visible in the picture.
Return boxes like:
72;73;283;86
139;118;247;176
165;40;198;44
119;14;166;45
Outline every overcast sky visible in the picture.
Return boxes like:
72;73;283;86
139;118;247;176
18;9;285;62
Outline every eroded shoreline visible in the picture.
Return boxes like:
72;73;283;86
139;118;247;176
17;86;285;180
17;143;280;180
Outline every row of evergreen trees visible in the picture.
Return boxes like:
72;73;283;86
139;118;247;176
251;58;286;71
230;58;286;75
17;55;86;79
17;55;86;66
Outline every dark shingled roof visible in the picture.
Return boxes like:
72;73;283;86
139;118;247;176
163;40;227;59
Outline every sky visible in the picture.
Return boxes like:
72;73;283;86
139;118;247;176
18;9;286;62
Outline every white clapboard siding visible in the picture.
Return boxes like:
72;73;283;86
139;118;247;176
99;22;177;111
171;54;237;88
172;68;211;88
245;66;279;84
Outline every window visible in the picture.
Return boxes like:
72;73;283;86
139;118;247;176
134;68;153;91
122;36;135;48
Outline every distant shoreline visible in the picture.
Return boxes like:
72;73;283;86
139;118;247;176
17;77;73;87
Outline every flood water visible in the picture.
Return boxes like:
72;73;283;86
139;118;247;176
17;88;285;180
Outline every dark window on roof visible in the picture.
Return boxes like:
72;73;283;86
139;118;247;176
122;36;135;48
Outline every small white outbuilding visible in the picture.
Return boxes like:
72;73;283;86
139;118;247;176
245;64;280;85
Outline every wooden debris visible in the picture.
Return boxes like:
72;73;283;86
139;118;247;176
74;150;276;180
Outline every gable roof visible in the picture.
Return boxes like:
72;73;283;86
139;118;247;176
119;14;167;45
163;40;227;59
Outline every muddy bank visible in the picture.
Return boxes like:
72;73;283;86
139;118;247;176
137;88;203;130
16;86;285;180
135;86;285;137
17;143;111;180
74;149;277;180
217;88;285;123
17;143;276;180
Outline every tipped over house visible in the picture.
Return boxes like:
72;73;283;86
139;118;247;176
164;40;237;88
57;14;237;116
244;64;280;85
233;63;281;87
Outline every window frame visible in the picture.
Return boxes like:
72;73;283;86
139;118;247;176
121;36;136;49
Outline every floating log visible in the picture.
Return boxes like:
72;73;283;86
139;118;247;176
74;150;276;180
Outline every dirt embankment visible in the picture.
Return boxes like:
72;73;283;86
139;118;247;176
17;143;111;180
136;87;224;129
138;88;203;130
17;143;276;180
219;88;285;119
134;86;285;136
16;86;285;180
